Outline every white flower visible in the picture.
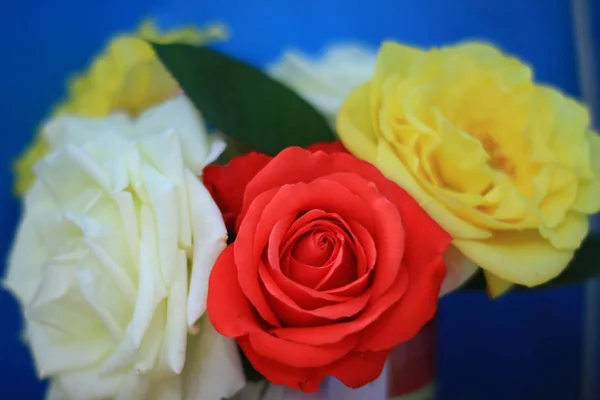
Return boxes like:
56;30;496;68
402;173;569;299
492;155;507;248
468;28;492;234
5;95;245;400
269;43;377;124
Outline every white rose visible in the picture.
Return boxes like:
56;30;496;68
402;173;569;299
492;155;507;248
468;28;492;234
269;43;377;124
4;95;245;400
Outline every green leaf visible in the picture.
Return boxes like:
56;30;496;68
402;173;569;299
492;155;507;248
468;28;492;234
152;42;336;155
458;270;487;291
459;234;600;293
238;345;264;383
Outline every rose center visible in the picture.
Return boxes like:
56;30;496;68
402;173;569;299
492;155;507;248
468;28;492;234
480;135;516;176
291;230;335;267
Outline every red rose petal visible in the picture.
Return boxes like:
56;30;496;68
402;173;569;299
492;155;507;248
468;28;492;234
394;196;451;272
252;180;375;266
203;152;271;233
280;219;346;287
291;217;376;298
279;213;365;263
237;148;447;273
291;230;336;267
276;211;373;292
325;349;391;388
286;255;339;289
266;214;297;273
275;214;332;278
320;173;405;299
238;337;324;392
356;256;446;352
238;337;388;393
241;149;375;227
359;195;404;300
344;218;377;277
278;209;331;249
269;268;354;309
207;245;264;337
259;262;371;327
328;152;452;268
270;268;409;345
235;189;284;327
247;329;359;369
313;241;356;290
321;268;372;298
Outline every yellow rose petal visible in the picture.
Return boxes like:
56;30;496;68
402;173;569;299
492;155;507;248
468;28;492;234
336;83;380;162
538;166;579;228
14;20;226;197
451;41;533;88
483;271;514;298
454;231;573;287
573;131;600;214
374;139;493;239
118;59;180;116
374;42;423;83
371;42;422;125
539;212;589;250
432;112;492;194
337;40;600;294
13;138;49;196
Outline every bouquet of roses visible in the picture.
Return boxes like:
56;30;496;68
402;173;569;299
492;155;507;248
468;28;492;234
6;21;600;400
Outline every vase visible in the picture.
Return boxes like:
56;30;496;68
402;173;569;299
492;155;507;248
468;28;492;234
386;318;436;400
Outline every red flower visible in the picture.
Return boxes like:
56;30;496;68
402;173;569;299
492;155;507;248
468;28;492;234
205;142;450;392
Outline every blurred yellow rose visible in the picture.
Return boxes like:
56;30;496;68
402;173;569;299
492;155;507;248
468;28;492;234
14;19;228;196
337;41;600;296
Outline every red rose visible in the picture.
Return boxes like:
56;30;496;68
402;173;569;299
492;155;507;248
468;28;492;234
206;143;450;392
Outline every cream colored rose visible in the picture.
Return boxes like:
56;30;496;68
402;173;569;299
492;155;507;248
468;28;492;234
269;43;377;124
5;95;245;400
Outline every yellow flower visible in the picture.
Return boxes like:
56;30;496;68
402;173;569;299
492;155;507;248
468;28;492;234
14;19;228;196
337;41;600;297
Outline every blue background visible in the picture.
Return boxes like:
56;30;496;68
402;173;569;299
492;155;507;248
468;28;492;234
1;0;597;399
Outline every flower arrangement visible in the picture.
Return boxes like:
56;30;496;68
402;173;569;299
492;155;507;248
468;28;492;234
5;21;600;400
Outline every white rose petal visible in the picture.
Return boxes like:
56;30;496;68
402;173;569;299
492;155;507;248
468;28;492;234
185;170;228;328
440;245;480;297
269;43;377;124
5;94;244;400
134;95;219;174
183;317;246;400
46;380;68;400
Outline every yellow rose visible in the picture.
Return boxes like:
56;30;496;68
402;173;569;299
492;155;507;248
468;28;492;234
337;41;600;296
14;19;228;196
